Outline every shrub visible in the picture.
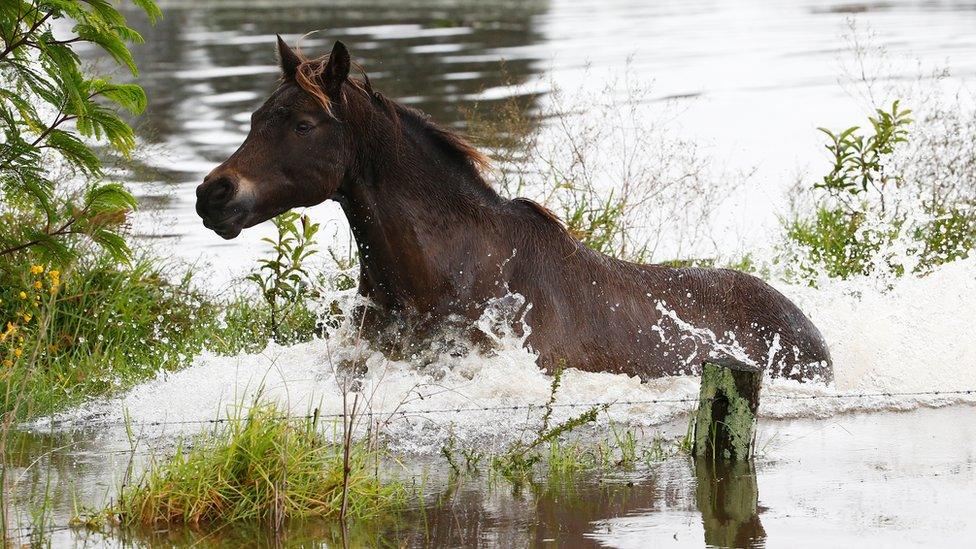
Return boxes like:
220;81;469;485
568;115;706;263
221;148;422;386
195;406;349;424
780;100;976;283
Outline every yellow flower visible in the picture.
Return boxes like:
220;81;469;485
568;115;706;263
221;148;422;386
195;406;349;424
19;291;27;300
2;359;11;368
30;265;43;275
49;270;60;279
22;313;32;323
33;281;42;289
13;348;22;358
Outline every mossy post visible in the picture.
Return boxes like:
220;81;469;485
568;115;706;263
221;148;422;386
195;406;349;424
692;358;762;461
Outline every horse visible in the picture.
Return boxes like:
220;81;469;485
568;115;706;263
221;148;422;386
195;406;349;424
195;37;832;382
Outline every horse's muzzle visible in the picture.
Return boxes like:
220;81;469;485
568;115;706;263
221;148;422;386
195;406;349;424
196;173;246;239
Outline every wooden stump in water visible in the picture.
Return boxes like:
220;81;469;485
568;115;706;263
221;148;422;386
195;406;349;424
692;358;762;461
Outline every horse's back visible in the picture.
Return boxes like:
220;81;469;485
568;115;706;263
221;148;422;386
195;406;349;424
503;204;832;382
634;264;833;381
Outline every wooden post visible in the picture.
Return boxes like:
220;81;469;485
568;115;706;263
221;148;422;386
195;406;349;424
691;358;762;461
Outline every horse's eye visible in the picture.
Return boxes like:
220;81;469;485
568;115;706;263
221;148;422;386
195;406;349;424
295;121;313;135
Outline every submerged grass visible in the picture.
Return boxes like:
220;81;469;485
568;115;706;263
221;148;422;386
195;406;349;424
441;366;689;490
112;401;403;527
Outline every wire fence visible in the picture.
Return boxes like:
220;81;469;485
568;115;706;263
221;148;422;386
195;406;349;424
28;388;976;431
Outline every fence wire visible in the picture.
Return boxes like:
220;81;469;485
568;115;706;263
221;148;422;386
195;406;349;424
27;388;976;431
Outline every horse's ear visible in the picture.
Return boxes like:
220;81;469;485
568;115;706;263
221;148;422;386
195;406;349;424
322;40;351;99
277;35;301;80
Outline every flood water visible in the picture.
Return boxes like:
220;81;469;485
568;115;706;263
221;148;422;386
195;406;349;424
86;0;976;278
12;0;976;546
8;407;976;546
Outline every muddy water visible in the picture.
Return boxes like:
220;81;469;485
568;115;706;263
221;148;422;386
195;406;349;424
7;407;975;546
91;0;976;279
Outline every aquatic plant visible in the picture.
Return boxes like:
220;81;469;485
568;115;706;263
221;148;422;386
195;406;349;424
439;364;690;488
114;400;403;527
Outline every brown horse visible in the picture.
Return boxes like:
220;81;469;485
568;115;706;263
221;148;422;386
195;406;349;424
196;38;832;382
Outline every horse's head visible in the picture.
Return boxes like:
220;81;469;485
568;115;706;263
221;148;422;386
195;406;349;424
196;37;353;239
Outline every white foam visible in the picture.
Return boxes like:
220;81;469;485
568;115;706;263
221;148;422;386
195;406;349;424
41;257;976;452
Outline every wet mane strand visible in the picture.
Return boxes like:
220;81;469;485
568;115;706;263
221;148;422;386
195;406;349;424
288;49;491;174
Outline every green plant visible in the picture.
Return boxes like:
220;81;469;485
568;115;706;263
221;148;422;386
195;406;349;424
246;211;320;343
0;0;161;264
642;436;672;464
783;206;895;280
0;0;168;452
609;424;638;467
817;100;912;201
113;400;403;527
327;246;359;292
0;253;231;420
913;205;976;267
488;367;605;484
560;188;639;261
783;100;976;281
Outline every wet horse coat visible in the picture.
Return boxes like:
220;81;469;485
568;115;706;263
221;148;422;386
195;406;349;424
196;38;832;382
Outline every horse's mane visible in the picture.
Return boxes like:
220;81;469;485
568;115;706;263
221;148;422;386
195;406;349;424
289;48;566;228
289;50;491;175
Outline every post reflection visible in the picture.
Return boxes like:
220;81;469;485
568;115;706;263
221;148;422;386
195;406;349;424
695;457;767;548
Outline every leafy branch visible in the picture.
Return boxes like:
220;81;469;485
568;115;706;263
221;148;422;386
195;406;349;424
0;0;161;263
816;100;912;210
246;212;320;343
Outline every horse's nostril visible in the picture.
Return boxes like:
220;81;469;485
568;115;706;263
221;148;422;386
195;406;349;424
199;176;237;210
212;179;233;202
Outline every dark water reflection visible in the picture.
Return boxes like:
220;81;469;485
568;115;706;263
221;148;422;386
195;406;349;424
78;458;764;548
4;424;765;548
80;0;554;274
109;0;548;190
71;0;976;276
695;460;765;549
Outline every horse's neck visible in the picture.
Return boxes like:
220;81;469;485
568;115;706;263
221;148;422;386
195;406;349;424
337;143;505;315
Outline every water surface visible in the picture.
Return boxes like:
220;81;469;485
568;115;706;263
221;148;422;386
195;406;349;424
8;407;976;546
88;0;976;277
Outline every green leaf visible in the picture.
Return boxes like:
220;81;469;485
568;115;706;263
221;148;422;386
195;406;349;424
132;0;163;24
91;81;148;114
45;129;101;174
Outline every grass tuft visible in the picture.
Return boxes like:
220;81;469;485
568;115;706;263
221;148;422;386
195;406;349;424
113;400;403;527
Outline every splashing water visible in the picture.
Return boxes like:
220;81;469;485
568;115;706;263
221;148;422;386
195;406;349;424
38;255;976;452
